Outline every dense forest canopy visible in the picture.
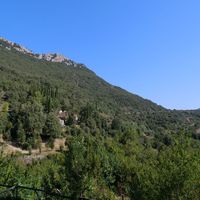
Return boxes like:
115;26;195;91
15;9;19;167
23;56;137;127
1;38;200;199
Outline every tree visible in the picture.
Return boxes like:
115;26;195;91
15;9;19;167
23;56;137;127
0;102;11;138
79;104;95;123
43;112;61;138
111;118;122;130
64;135;99;199
17;122;26;145
66;114;74;126
17;100;45;148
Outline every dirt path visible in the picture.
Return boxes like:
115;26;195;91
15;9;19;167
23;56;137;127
0;138;66;163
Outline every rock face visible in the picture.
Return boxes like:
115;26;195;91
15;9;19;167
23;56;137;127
38;53;67;62
0;37;76;66
0;37;33;55
38;53;76;66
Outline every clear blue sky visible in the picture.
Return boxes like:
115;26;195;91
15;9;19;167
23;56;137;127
1;0;200;110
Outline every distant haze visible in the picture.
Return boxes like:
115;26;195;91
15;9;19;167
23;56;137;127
1;0;200;110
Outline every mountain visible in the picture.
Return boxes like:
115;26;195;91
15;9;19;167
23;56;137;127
0;37;200;142
2;37;200;199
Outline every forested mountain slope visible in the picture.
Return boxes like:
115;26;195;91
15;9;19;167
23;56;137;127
0;37;200;148
0;37;162;114
1;37;200;199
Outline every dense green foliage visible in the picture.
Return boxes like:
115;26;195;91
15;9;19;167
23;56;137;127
1;39;200;199
1;129;200;199
1;39;200;148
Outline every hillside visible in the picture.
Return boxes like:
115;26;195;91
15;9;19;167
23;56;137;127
1;37;200;199
0;38;200;142
0;38;162;114
0;37;199;137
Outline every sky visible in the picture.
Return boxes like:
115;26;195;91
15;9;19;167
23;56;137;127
0;0;200;110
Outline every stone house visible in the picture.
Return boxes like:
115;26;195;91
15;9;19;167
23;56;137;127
58;110;68;126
